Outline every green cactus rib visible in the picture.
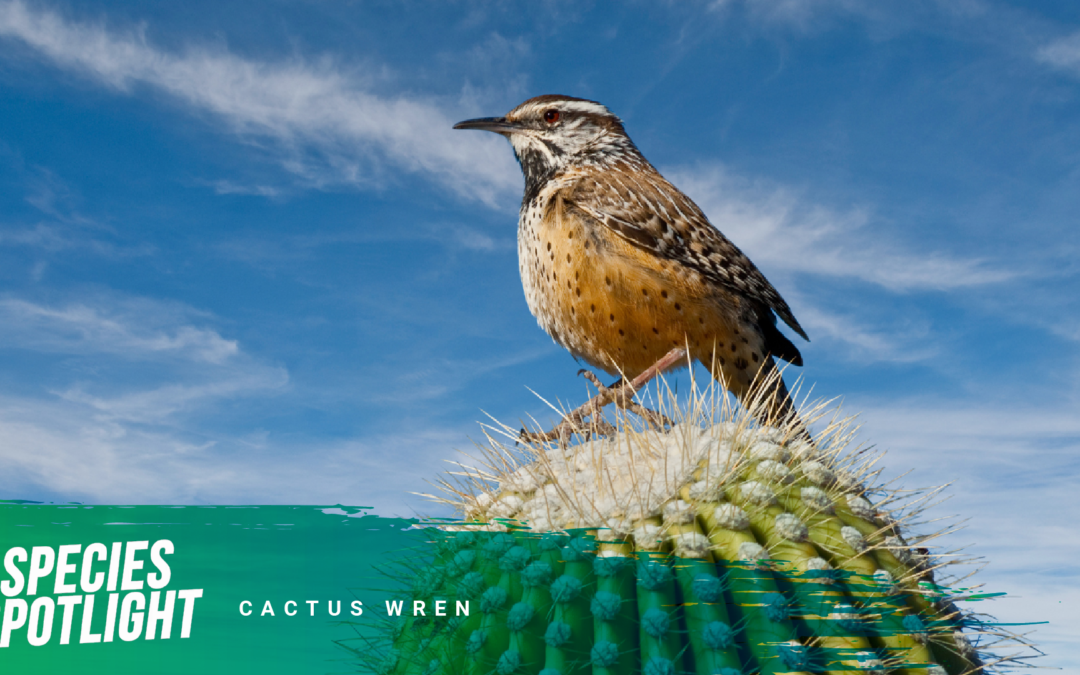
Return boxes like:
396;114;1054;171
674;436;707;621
362;381;1027;675
670;553;744;675
544;533;596;674
590;551;640;675
506;559;554;671
633;551;687;673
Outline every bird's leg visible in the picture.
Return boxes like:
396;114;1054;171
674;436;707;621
581;369;675;433
576;369;609;391
600;376;624;390
574;370;619;440
520;348;687;445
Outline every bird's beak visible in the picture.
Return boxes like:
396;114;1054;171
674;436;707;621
453;116;518;134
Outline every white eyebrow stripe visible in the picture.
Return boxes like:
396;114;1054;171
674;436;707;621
557;100;611;116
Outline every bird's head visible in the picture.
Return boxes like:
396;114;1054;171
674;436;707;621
455;95;639;198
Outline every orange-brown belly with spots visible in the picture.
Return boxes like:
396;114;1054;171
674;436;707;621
519;193;769;394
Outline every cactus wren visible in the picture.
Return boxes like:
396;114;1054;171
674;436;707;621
455;95;808;425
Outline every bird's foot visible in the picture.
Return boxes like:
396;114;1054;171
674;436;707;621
519;348;687;446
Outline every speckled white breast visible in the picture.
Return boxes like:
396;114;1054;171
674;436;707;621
517;196;556;340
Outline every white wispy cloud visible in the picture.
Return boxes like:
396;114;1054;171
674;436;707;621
742;0;865;25
57;370;288;425
0;291;302;502
0;288;474;509
0;296;238;364
1050;319;1080;343
793;303;937;363
212;217;514;277
0;166;155;259
360;346;555;405
666;163;1014;291
708;0;896;31
0;0;520;205
208;180;283;198
21;166;96;225
0;293;289;425
0;392;467;511
0;220;156;259
1036;30;1080;74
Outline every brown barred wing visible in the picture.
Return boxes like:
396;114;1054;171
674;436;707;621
569;166;808;343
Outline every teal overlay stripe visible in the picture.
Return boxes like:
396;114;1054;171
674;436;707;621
0;503;425;674
2;506;1041;674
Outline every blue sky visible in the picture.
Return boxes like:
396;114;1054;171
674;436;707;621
0;0;1077;665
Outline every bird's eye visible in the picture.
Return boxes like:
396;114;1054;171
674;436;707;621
543;109;560;124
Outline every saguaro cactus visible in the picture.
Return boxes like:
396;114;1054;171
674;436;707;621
358;376;1030;675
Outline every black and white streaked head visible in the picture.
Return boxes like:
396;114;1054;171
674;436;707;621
454;95;647;203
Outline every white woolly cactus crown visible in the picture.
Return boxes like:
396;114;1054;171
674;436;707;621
442;375;914;554
410;373;1036;674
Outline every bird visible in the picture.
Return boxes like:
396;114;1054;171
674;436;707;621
454;95;808;430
